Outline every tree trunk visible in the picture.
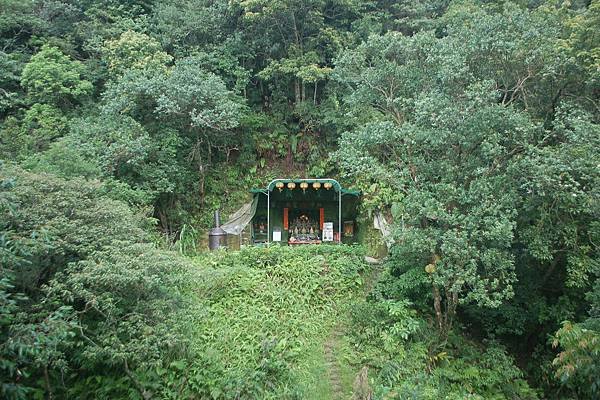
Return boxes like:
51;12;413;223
198;163;205;206
43;365;53;400
432;284;443;332
157;208;170;235
124;360;152;400
301;81;306;102
445;286;458;335
286;143;293;172
294;80;301;104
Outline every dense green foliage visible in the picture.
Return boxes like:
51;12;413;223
0;165;196;399
1;0;599;398
331;3;600;397
348;293;538;399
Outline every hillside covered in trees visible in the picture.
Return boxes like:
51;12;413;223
1;0;599;399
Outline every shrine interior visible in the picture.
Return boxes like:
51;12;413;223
249;179;359;245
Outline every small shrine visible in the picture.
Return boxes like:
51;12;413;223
248;179;360;245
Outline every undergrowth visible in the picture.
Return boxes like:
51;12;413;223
345;270;541;400
103;244;540;399
162;245;368;399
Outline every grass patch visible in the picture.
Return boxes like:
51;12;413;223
184;245;368;399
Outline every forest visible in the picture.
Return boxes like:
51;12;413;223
1;0;599;399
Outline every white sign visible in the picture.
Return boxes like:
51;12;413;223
273;228;281;242
322;222;334;242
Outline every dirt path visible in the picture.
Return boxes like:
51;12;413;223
324;324;345;400
322;261;384;400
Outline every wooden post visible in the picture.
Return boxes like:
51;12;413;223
319;208;324;230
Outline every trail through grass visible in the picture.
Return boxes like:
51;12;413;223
302;256;384;400
324;324;345;399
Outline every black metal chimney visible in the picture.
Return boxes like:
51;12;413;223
208;210;227;250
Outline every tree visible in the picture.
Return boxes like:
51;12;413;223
20;45;92;108
0;165;149;296
102;30;172;78
334;32;529;338
47;242;197;400
558;0;600;87
103;54;246;230
439;1;574;122
514;105;600;292
151;0;231;55
238;0;352;106
572;279;600;399
20;103;68;152
0;165;196;399
0;51;27;116
553;317;600;398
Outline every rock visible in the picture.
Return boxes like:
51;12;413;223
364;256;382;265
352;366;373;400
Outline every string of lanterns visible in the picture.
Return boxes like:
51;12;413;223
274;181;334;192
